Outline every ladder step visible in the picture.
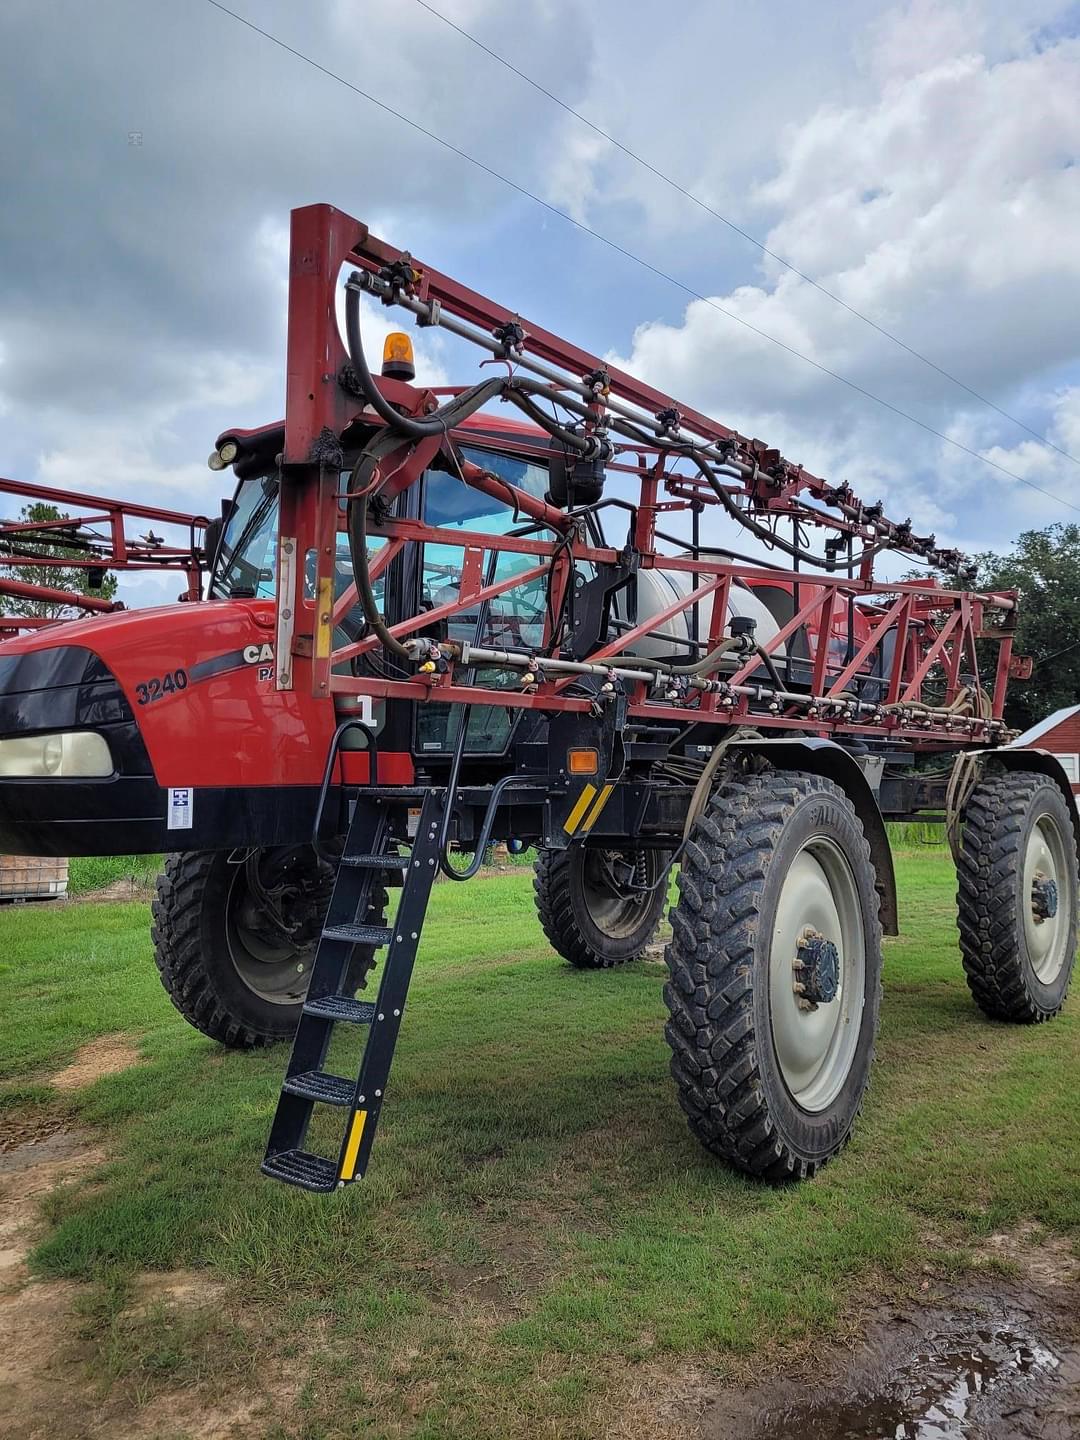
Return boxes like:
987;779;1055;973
321;922;394;946
261;1149;338;1193
339;853;411;870
281;1069;355;1106
302;994;377;1024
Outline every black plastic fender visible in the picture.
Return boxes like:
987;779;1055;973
970;745;1080;862
730;737;899;936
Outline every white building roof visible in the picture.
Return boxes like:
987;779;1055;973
1008;704;1080;749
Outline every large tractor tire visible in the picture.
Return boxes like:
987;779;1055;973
533;843;671;969
152;847;386;1048
664;768;882;1181
957;771;1077;1023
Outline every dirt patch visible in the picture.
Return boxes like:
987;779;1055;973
0;1131;108;1437
51;1036;142;1092
78;877;156;904
0;1106;71;1155
613;1227;1080;1440
0;1126;302;1440
126;1267;225;1311
0;1131;104;1285
980;1221;1080;1291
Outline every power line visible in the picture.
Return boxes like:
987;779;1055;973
1035;637;1080;668
202;0;1080;517
413;0;1080;474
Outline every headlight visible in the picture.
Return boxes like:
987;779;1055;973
0;731;113;778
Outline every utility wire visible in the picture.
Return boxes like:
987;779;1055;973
413;0;1080;474
1034;637;1080;667
202;0;1080;517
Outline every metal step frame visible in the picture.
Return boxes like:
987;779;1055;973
262;788;444;1192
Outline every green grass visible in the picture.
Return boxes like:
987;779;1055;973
1;852;1078;1437
67;854;163;896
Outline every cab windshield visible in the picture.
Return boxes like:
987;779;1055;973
210;473;279;599
210;446;551;605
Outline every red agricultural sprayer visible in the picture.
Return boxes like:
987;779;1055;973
0;204;1073;1191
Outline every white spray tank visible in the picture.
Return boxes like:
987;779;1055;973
614;555;785;663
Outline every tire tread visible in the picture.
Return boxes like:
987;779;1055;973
663;769;883;1182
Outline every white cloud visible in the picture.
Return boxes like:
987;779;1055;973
3;0;1079;604
605;3;1080;557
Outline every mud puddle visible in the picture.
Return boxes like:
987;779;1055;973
703;1292;1080;1440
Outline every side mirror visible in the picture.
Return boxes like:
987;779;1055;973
201;494;234;568
202;516;224;566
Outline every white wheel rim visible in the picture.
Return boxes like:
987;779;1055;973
1022;813;1072;984
769;838;866;1113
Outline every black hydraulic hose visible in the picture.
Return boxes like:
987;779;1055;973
611;636;743;678
753;642;786;692
525;394;884;572
344;278;504;438
350;482;410;660
683;450;881;571
502;387;592;452
652;528;786;573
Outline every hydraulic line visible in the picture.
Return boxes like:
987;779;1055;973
347;271;937;577
344;276;505;439
680;449;882;572
753;643;786;692
590;636;744;679
352;265;981;579
347;441;411;660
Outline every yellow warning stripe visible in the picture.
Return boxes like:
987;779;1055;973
580;783;615;833
564;783;597;835
314;575;334;660
339;1109;367;1182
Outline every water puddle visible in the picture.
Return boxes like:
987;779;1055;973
749;1317;1061;1439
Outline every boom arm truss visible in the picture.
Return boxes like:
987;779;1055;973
0;476;207;635
263;204;1020;751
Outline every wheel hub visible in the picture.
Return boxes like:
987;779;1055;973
1032;870;1059;922
1023;817;1072;984
769;840;865;1113
793;926;840;1010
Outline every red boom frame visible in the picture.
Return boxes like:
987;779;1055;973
0;477;207;636
265;204;1019;751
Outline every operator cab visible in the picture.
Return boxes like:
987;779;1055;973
207;423;558;762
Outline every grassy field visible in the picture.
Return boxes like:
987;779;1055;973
2;849;1079;1437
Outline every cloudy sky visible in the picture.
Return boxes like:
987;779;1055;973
2;0;1079;603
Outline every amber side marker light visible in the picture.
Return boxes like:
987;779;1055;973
568;748;599;775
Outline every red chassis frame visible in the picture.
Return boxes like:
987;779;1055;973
266;204;1020;752
0;477;207;637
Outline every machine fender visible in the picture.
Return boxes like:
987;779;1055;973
955;746;1080;864
730;737;898;936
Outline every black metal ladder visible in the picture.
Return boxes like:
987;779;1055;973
261;787;444;1192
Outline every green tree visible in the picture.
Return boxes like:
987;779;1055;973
1;502;118;619
975;523;1080;733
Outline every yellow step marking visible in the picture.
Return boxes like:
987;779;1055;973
339;1109;367;1182
564;782;597;835
581;783;615;832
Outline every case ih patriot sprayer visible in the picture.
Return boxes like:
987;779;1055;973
0;204;1075;1191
